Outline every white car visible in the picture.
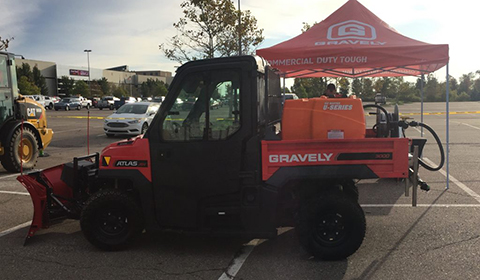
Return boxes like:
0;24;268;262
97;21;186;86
103;102;160;137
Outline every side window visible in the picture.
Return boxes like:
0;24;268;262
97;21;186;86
162;69;241;141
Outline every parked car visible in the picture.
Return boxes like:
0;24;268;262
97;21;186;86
54;97;82;111
26;95;46;108
90;97;101;108
78;96;92;109
283;93;299;101
98;96;120;110
44;96;58;110
113;96;137;110
104;102;160;137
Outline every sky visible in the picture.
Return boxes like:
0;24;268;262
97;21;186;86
2;0;479;82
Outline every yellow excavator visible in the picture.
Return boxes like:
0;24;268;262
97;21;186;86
0;51;53;172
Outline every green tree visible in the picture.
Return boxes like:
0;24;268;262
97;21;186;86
18;76;40;95
73;80;89;97
58;76;76;96
337;77;350;96
351;78;362;95
32;66;48;95
424;74;441;102
94;77;110;96
140;79;168;97
17;63;49;96
160;0;264;63
291;77;327;98
16;63;34;82
112;86;128;97
361;78;375;100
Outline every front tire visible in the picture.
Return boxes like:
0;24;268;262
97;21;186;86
80;189;144;251
296;193;366;260
1;127;39;172
141;123;148;135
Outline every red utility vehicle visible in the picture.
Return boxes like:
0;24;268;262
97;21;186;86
18;56;443;260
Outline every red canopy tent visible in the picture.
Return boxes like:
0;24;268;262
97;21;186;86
256;0;452;190
256;0;449;78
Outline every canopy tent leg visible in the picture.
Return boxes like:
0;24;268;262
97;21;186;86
446;63;450;189
421;74;424;137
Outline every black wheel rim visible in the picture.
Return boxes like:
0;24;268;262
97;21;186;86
312;212;348;247
96;208;129;236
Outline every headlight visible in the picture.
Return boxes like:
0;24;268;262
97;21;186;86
128;119;140;124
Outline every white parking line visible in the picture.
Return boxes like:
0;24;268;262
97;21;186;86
362;204;480;207
458;122;480;131
218;239;260;280
0;190;29;196
0;173;20;180
422;157;480;204
0;221;30;238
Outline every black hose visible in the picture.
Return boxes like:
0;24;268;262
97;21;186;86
408;121;445;171
362;104;390;122
363;104;390;137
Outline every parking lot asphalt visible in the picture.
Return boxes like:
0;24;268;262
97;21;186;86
1;102;480;280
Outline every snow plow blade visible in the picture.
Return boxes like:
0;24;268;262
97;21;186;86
17;153;99;243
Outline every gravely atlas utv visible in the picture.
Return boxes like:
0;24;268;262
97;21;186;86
18;56;444;260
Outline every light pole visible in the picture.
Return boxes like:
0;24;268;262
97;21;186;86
237;0;242;56
83;50;92;155
84;50;91;97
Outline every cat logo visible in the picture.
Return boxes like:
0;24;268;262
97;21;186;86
27;108;36;117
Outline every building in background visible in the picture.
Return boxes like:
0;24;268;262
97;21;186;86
16;58;173;97
17;58;58;96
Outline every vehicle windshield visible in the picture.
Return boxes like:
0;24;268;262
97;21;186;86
116;104;148;114
61;98;71;102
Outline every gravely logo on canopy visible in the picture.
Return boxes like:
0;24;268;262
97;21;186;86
315;20;386;46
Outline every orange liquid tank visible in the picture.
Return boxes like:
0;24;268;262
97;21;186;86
281;96;366;140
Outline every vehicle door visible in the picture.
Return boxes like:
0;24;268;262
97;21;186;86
0;54;14;124
148;64;251;228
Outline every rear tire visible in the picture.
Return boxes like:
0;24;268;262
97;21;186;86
80;189;144;251
296;193;366;260
65;106;70;111
1;127;39;172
